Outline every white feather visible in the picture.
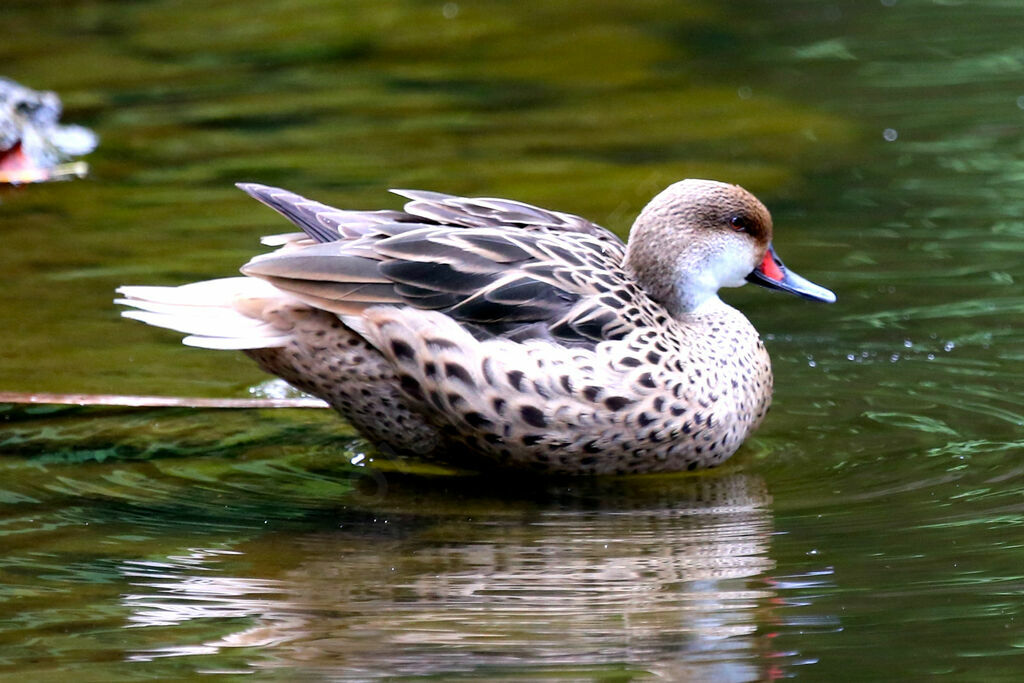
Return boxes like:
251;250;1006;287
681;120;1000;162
182;334;291;350
117;277;296;350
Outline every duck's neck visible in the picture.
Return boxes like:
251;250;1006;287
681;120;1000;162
625;241;728;318
671;271;728;316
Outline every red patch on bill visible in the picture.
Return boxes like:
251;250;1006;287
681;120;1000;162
759;250;785;282
0;143;88;184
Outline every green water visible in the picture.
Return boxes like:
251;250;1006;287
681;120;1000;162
1;0;1023;679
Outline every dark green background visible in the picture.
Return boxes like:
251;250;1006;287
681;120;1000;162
1;0;1022;680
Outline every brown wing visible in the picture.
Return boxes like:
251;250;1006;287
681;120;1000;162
237;183;618;242
237;183;640;345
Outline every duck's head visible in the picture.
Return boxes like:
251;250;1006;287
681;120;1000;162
0;78;97;184
624;179;836;316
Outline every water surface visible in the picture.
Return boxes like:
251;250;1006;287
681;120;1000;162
1;0;1023;680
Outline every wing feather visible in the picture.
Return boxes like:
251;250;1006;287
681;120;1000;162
243;243;387;283
239;184;637;344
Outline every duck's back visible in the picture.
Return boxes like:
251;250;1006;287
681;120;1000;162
237;184;670;348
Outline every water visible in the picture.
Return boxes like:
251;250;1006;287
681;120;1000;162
2;0;1023;679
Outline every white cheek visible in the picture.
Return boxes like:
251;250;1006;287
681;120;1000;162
671;237;758;314
709;240;757;288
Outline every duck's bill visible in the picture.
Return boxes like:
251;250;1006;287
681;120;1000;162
0;146;88;184
746;244;836;303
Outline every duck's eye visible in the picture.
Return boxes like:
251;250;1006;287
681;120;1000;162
730;215;752;233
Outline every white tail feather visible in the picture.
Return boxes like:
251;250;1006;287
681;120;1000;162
182;334;293;349
117;277;295;350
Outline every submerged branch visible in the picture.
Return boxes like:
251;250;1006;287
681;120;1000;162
0;391;329;409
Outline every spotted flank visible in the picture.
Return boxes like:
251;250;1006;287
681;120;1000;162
117;179;835;474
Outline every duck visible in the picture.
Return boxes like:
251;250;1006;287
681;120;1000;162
0;77;97;184
117;180;835;475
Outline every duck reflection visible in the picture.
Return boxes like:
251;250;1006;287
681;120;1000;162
121;472;797;680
